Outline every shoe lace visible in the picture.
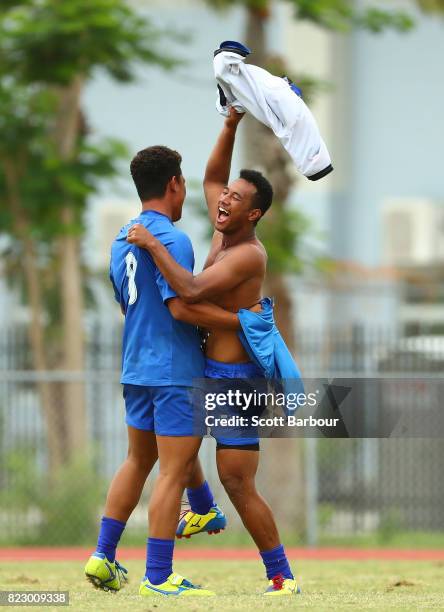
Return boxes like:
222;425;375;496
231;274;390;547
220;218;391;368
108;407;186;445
271;574;285;590
179;500;192;521
115;560;128;583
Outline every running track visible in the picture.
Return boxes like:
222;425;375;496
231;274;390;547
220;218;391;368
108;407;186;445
1;547;444;562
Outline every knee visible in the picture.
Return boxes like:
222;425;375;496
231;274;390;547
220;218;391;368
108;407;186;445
127;451;153;474
220;471;253;500
159;460;195;489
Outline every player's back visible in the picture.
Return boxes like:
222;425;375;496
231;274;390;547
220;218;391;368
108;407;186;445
110;210;205;386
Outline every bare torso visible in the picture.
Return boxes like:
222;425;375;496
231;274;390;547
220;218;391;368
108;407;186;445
204;233;266;363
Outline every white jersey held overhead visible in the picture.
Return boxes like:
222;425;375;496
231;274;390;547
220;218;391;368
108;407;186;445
214;41;333;181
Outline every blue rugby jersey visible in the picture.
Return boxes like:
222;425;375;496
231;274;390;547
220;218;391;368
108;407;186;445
110;210;204;386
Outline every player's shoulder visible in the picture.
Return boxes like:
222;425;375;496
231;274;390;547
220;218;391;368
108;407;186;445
139;213;191;246
235;238;267;261
169;225;190;241
254;238;267;261
114;211;150;241
114;220;133;241
168;225;193;249
225;239;266;274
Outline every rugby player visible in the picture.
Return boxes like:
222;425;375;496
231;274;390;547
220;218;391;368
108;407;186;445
85;146;245;598
127;108;300;596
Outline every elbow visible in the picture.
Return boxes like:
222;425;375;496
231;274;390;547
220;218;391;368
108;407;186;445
169;308;181;321
179;283;202;304
167;298;186;320
181;290;200;304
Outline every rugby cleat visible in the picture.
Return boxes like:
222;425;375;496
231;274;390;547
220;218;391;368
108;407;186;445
176;504;226;538
84;552;128;592
139;572;215;597
263;574;301;596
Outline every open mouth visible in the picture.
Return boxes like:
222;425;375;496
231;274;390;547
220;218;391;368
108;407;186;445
217;205;230;224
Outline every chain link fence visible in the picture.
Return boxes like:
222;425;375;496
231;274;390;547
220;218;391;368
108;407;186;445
1;323;444;546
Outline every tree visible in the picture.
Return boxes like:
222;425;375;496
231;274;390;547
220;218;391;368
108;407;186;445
0;0;176;479
205;0;413;340
416;0;444;12
203;0;414;533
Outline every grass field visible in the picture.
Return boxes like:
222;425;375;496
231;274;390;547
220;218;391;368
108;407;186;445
1;559;444;610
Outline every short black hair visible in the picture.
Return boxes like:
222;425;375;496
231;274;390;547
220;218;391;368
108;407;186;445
130;146;182;201
239;169;273;222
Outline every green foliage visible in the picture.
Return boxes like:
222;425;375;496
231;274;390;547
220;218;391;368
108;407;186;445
257;205;310;274
0;0;32;11
0;132;126;329
0;0;178;239
0;0;179;334
0;84;55;151
204;0;414;33
0;445;42;512
1;0;178;85
292;0;414;32
203;0;268;10
416;0;444;13
37;455;105;545
356;7;414;33
1;138;127;240
0;444;104;545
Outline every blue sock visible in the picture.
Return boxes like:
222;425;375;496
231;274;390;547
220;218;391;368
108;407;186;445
145;537;174;585
186;480;214;515
95;516;126;563
260;544;293;580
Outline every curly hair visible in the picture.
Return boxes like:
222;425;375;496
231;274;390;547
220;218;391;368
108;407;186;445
130;146;182;201
240;169;273;222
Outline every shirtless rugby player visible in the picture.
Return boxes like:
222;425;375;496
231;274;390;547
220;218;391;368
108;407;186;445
127;108;300;597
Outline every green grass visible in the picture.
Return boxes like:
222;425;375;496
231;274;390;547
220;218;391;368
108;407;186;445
1;559;444;610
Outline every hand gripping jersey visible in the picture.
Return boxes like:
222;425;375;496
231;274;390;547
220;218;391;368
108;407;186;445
109;210;205;387
214;41;333;181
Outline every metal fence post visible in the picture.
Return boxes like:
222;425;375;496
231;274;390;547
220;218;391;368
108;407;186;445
305;436;318;547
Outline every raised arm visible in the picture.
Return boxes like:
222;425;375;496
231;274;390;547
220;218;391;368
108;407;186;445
127;224;264;303
204;107;244;224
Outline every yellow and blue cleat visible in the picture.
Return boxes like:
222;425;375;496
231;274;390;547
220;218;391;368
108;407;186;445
84;552;128;592
263;574;301;596
176;504;226;539
139;572;215;597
